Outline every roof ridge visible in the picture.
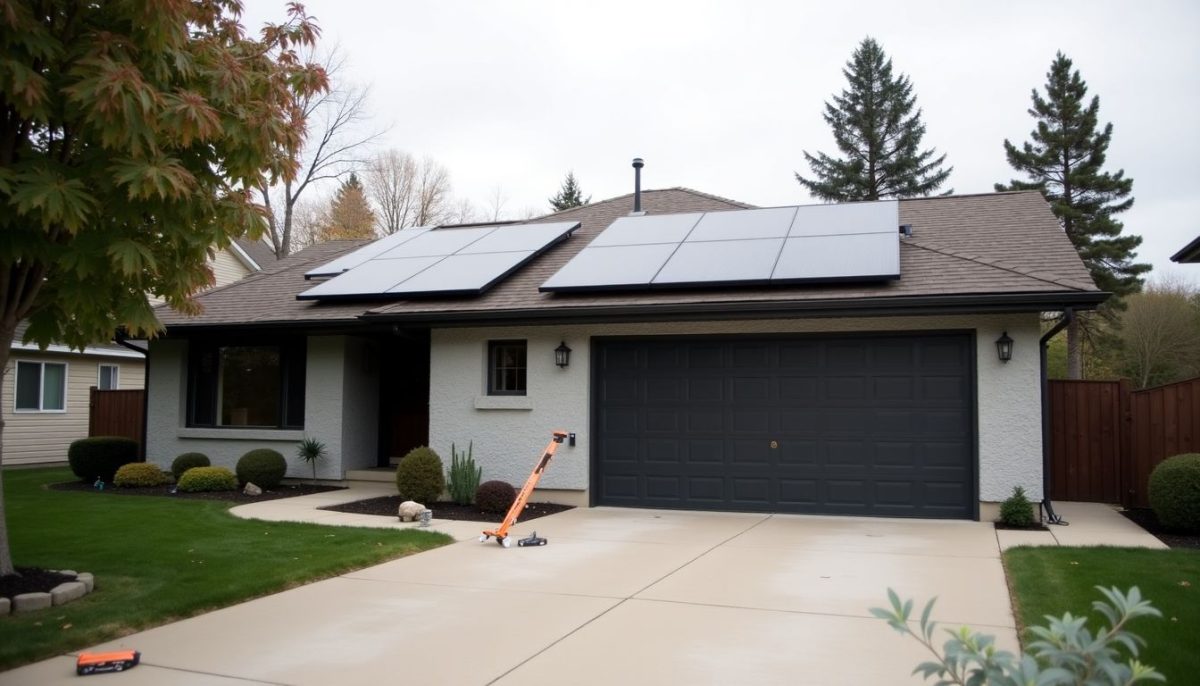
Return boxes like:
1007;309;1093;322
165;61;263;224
534;187;753;220
904;238;1092;291
899;190;1041;202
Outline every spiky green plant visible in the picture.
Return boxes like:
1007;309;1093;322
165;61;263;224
296;437;327;483
446;442;482;505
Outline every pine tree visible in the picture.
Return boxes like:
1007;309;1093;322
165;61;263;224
318;173;377;241
548;172;590;211
796;38;952;201
997;52;1148;379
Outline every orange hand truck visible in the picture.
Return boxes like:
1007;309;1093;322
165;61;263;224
480;430;568;547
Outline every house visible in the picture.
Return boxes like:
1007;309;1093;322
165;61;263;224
1171;235;1200;264
147;186;1105;520
3;238;276;465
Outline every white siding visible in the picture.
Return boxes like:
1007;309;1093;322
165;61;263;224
210;248;254;288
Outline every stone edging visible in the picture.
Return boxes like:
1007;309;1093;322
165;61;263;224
0;571;95;616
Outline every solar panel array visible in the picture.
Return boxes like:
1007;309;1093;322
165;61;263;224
298;221;579;300
540;201;899;293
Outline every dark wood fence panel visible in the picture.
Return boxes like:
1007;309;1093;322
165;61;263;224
89;388;145;458
1128;377;1200;508
1048;379;1126;504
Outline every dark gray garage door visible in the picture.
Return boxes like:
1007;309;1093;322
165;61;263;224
592;333;975;519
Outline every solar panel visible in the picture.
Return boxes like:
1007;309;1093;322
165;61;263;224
653;239;784;286
772;232;899;282
686;207;797;242
539;244;679;292
787;200;898;237
298;220;578;300
304;227;431;278
589;213;703;247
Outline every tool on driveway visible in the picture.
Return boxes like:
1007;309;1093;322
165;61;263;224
480;430;567;548
517;531;547;546
76;650;140;676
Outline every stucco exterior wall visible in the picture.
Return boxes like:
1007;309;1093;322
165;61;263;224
428;314;1044;505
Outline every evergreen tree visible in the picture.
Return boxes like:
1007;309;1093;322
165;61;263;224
796;38;952;201
549;171;590;211
318;173;376;241
997;52;1148;378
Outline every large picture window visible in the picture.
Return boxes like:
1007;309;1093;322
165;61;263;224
14;361;67;412
487;340;527;396
187;339;305;429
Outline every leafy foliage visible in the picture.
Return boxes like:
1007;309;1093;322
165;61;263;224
236;449;288;489
395;447;445;504
114;463;169;488
999;486;1037;528
296;437;328;482
170;453;211;482
176;467;238;493
549;171;590;211
67;437;139;483
316;172;375;241
872;586;1163;685
475;480;516;515
796;37;951;201
446;442;482;505
1148;453;1200;532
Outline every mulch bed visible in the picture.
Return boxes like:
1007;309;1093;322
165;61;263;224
994;521;1052;532
0;567;76;600
321;495;573;522
1121;508;1200;550
48;481;344;504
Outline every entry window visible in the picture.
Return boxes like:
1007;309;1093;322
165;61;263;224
187;340;306;429
98;364;119;390
14;361;67;412
488;340;527;396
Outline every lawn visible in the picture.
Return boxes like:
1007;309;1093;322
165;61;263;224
1004;546;1200;683
0;467;451;671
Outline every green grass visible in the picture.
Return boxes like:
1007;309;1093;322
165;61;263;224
0;467;451;670
1004;546;1200;683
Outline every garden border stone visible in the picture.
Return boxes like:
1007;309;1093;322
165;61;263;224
4;571;95;615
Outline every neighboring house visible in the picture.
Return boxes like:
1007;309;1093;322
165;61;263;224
1171;235;1200;264
147;188;1105;520
3;238;276;465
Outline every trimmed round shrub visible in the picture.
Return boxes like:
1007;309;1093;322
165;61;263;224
171;452;210;481
114;462;169;488
999;486;1036;528
475;480;517;515
177;466;238;493
1148;453;1200;532
395;446;445;503
67;436;140;483
236;449;287;489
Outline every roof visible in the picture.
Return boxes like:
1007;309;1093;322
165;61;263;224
10;321;143;359
1171;234;1200;264
155;188;1105;331
231;237;278;271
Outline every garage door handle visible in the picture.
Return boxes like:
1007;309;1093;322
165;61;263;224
770;440;778;449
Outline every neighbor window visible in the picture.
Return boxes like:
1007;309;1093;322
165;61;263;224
98;364;119;390
488;340;527;396
187;340;306;429
14;361;67;412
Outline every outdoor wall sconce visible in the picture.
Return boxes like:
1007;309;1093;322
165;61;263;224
995;331;1014;363
555;341;572;368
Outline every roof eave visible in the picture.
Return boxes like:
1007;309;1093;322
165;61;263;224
1170;235;1200;263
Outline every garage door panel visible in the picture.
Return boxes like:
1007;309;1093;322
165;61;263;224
687;439;725;463
779;376;817;401
732;344;770;368
646;345;682;369
731;376;770;401
687;345;725;368
643;439;680;464
688;377;724;401
602;346;641;371
731;439;770;465
731;478;771;505
779;440;819;464
922;376;968;402
602;377;639;403
825;376;867;400
874;376;915;401
644;409;679;432
778;342;822;369
687;477;724;501
646;377;683;402
872;341;916;369
778;479;819;505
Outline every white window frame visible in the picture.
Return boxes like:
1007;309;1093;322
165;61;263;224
13;360;69;413
98;363;120;390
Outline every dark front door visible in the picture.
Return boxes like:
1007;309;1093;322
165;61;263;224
592;333;975;519
378;330;430;467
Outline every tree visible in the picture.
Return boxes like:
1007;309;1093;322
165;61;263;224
997;52;1149;379
0;2;325;577
548;171;590;211
366;150;451;234
1111;276;1200;388
317;173;376;241
796;37;952;201
260;46;382;257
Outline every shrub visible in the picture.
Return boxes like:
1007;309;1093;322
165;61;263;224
874;586;1162;685
475;480;516;514
999;486;1036;528
236;449;287;489
177;466;238;492
296;437;327;482
114;462;168;488
446;441;482;505
395;446;444;503
1148;453;1200;532
171;452;210;481
67;436;140;483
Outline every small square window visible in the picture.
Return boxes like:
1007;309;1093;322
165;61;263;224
98;364;119;390
14;361;67;412
488;340;527;396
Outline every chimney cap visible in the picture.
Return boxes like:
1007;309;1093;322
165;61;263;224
632;157;644;169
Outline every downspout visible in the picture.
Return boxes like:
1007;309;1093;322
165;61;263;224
1039;308;1074;525
114;330;150;461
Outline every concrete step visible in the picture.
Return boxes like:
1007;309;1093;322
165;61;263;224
344;468;394;483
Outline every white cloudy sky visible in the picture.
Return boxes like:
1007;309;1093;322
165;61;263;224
243;0;1200;276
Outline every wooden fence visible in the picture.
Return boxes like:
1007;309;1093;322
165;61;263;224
88;388;146;458
1048;376;1200;507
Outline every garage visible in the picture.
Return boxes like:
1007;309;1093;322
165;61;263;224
592;333;976;519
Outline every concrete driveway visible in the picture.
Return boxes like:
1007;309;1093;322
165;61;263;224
4;508;1016;685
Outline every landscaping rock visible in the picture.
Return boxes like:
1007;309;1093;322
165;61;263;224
243;482;263;496
397;500;425;522
13;592;52;613
51;581;86;605
0;597;9;616
76;572;95;593
56;569;78;577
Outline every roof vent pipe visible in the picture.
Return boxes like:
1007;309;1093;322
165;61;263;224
632;158;644;215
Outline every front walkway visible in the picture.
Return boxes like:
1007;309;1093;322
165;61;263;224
994;501;1167;550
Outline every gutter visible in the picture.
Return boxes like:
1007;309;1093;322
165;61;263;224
1039;308;1074;525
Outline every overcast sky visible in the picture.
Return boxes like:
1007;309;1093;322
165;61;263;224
244;0;1199;277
